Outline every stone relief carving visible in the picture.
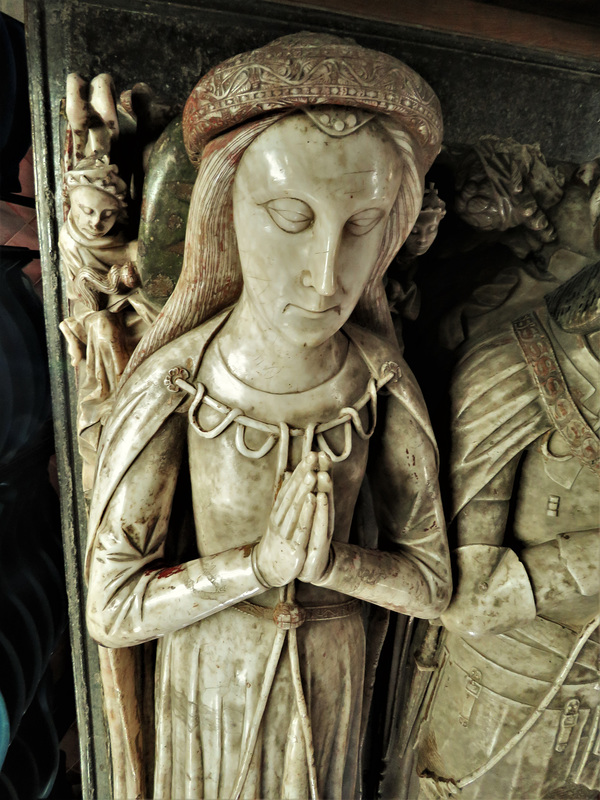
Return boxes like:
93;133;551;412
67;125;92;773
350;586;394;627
405;136;600;798
59;33;453;799
379;136;599;800
413;262;600;800
440;138;599;352
55;28;600;800
59;74;157;491
387;184;446;344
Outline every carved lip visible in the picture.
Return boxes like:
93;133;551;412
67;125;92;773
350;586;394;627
284;303;340;318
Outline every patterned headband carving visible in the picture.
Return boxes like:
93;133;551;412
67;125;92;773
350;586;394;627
183;32;443;169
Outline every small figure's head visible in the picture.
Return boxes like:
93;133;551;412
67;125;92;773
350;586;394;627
404;184;446;258
64;154;127;238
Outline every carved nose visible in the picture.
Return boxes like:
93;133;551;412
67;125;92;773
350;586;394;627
302;230;339;296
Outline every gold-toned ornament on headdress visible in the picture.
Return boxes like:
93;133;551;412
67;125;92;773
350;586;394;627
183;32;443;169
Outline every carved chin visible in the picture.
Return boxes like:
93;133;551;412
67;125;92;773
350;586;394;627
280;306;346;344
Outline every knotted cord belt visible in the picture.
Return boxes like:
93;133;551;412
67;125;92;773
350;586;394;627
231;589;362;800
235;596;362;624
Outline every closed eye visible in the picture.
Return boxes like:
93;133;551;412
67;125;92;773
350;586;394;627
263;198;314;234
345;208;385;236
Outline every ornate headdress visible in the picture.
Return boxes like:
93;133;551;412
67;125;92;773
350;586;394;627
183;32;442;169
420;183;447;218
64;154;128;208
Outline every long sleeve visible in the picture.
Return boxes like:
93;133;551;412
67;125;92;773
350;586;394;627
444;450;599;635
317;393;451;618
86;415;267;648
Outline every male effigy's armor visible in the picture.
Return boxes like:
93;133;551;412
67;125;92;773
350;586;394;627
416;264;600;800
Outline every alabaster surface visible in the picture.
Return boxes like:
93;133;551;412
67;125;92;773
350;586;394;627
411;147;600;800
58;33;453;800
55;26;600;800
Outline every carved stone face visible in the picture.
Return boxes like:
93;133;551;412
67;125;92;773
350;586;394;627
405;209;442;257
232;114;404;348
69;185;120;238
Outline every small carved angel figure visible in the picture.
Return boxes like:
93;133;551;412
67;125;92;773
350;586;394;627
81;33;452;800
387;184;447;331
60;154;137;324
403;184;447;261
59;78;156;489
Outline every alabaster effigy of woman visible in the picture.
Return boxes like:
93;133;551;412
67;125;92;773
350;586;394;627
81;33;451;800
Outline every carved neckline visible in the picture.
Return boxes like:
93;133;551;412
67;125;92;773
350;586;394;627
165;359;397;476
213;332;352;398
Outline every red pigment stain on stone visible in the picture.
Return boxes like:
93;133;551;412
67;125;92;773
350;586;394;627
157;564;185;579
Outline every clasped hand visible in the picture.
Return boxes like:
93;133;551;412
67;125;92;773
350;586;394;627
254;452;334;587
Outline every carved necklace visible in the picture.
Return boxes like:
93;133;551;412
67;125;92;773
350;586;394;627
164;359;399;475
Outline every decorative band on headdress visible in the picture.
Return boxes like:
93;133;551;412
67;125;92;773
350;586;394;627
183;32;443;170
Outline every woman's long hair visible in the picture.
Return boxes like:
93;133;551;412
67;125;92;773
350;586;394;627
122;109;425;385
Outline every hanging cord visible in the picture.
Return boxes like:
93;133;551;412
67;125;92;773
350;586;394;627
456;614;600;789
287;580;319;800
232;425;320;800
231;589;288;800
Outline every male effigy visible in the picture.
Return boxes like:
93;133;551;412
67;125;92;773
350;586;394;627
58;33;452;799
413;150;600;799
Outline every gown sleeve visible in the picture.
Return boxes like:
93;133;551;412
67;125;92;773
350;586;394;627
317;392;452;618
86;414;268;648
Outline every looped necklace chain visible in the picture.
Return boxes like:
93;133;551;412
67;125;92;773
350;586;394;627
164;363;398;473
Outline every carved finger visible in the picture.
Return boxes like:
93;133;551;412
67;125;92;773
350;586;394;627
89;74;118;154
291;493;316;549
272;469;296;517
66;73;89;130
317;451;332;473
316;467;334;535
300;492;331;582
90;74;119;139
272;452;317;520
280;471;317;539
65;74;89;166
316;470;332;494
